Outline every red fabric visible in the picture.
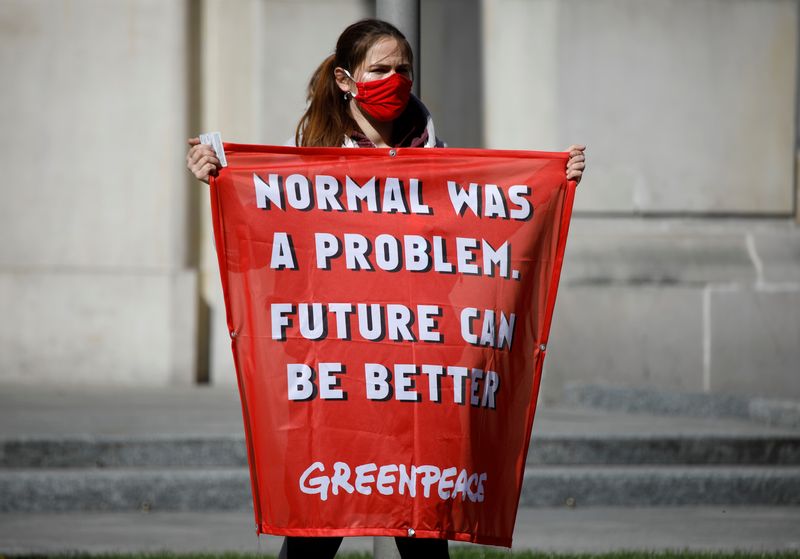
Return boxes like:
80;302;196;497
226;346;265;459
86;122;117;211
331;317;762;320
350;71;413;122
209;144;577;547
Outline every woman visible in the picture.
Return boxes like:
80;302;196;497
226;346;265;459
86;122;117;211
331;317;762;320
187;18;586;180
186;18;585;559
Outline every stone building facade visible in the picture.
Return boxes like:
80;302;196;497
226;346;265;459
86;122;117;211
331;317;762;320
1;0;798;400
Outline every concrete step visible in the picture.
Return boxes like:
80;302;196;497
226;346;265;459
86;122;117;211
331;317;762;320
2;465;799;512
4;434;799;468
529;434;800;465
0;467;252;513
519;465;800;507
0;435;248;468
563;383;800;429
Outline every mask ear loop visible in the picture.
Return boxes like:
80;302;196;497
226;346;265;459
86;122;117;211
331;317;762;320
342;69;358;98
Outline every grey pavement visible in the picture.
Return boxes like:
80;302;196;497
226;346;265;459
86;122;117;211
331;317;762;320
2;508;800;554
2;383;800;554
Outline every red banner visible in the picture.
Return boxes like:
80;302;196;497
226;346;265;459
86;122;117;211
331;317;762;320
209;144;576;547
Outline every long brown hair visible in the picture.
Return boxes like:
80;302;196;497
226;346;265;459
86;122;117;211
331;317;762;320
295;19;413;147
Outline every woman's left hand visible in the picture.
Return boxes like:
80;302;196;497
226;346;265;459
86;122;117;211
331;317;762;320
566;144;586;185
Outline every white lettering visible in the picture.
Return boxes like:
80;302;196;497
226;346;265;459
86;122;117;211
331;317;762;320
254;173;283;209
354;463;377;495
417;305;442;343
508;184;532;220
346;176;378;212
447;366;468;405
318;362;345;400
271;303;293;340
408;178;431;214
315;233;340;270
456;237;479;274
365;363;391;400
460;308;479;344
287;364;314;401
484;184;507;218
470;368;484;406
395;364;419;402
315;175;344;211
270;232;296;270
377;465;399;496
382;177;408;213
285;173;312;210
299;461;329;500
299;303;325;340
447;181;480;216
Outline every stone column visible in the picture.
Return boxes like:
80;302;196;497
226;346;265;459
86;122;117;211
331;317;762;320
0;0;199;385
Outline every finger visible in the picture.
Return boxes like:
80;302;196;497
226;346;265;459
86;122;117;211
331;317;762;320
569;154;585;163
196;154;214;169
190;144;214;157
203;162;220;178
189;147;214;165
200;153;220;167
201;162;216;177
568;162;586;171
188;147;202;165
191;155;214;173
205;154;221;167
188;137;200;146
566;144;586;152
194;163;214;181
187;147;205;164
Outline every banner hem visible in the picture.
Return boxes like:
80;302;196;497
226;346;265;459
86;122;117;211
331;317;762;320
505;177;578;539
257;524;512;547
221;142;569;161
209;174;265;530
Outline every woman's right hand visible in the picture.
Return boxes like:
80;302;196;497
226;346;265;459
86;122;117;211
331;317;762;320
186;137;221;184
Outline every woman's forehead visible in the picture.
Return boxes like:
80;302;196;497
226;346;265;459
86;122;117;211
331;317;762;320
363;37;408;66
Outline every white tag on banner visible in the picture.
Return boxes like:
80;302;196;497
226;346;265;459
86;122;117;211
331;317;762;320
199;131;228;168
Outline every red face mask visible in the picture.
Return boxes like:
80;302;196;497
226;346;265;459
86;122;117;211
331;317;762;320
345;70;413;122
